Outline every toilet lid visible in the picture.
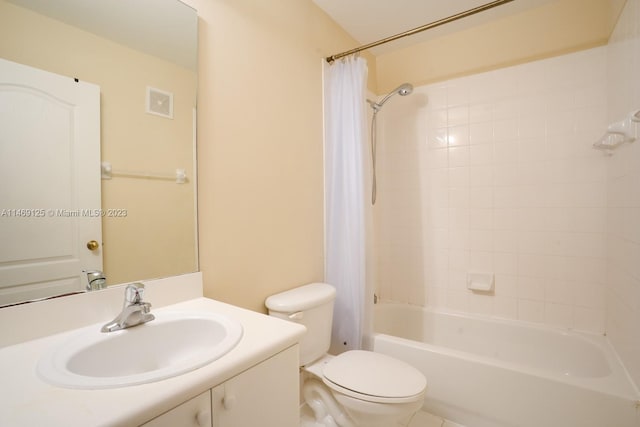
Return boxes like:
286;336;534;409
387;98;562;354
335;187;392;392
322;350;426;403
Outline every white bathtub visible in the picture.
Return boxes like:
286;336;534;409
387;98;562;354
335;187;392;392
372;303;639;427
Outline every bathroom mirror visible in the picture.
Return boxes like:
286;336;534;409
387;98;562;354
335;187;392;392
0;0;198;307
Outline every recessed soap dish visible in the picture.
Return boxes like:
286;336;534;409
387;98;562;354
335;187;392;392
467;272;494;293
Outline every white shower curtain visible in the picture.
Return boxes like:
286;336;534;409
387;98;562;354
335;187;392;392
324;55;368;354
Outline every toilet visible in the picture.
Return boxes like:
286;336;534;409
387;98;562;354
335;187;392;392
266;283;426;427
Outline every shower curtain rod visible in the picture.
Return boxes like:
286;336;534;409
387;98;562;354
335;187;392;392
326;0;515;63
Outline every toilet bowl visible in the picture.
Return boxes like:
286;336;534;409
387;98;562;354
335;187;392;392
305;351;425;427
266;283;426;427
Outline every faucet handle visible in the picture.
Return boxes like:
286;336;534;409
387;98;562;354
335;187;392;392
124;283;145;304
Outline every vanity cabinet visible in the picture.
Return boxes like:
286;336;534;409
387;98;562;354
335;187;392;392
142;391;211;427
211;345;299;427
141;345;299;427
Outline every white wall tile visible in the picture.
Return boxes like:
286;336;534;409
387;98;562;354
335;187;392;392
493;119;518;142
469;165;493;187
448;125;469;147
446;290;469;312
449;187;469;209
467;75;494;103
494;253;518;275
494;274;519;297
469;293;494;316
518;299;545;323
470;208;493;230
493;296;518;319
518;277;545;301
375;44;616;336
493;165;518;186
493;142;518;164
567;208;606;232
469;230;493;252
448;146;470;167
493;230;518;252
545;280;574;305
448;106;469;127
469;121;493;143
470;144;493;165
449;167;469;187
493;186;519;208
574;306;605;333
544;303;574;328
518;94;547;119
448;249;470;271
427;148;448;169
518;116;546;138
447;82;469;107
494;98;519;120
469;187;493;209
428;86;447;109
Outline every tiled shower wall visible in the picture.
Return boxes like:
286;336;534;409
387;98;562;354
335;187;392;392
605;0;640;391
374;47;610;333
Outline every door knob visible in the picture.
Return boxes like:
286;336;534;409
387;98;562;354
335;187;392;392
86;240;100;251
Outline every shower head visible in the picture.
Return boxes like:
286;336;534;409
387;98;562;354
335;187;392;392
368;83;414;111
395;83;413;96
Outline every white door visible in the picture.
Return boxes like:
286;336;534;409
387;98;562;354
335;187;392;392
0;58;102;305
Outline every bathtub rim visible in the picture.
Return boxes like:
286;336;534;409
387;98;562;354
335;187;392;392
372;302;640;401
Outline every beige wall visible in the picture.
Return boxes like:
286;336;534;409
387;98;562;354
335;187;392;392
185;0;626;313
184;0;371;312
0;1;197;285
376;0;625;93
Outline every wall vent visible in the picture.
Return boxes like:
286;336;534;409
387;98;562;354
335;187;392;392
146;86;173;119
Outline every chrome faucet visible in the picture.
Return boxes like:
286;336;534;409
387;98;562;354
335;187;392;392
101;283;155;333
84;269;107;291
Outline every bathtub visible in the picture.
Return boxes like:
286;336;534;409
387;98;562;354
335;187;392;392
372;303;639;427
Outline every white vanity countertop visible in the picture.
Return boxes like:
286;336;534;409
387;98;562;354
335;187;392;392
0;297;306;427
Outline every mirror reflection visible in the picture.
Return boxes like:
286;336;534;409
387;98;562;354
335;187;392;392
0;0;198;307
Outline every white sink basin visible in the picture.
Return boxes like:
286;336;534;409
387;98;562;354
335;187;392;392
37;310;243;389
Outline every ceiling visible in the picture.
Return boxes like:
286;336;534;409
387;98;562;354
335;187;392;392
312;0;557;55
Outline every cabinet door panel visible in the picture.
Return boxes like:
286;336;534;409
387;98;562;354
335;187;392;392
142;390;211;427
212;346;299;427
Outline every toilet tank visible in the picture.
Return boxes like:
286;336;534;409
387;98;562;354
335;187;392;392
265;283;336;366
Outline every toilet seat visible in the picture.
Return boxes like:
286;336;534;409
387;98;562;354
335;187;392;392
322;350;426;404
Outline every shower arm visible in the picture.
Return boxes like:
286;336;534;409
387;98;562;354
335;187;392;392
367;99;382;111
368;83;413;205
368;83;413;111
371;110;379;205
